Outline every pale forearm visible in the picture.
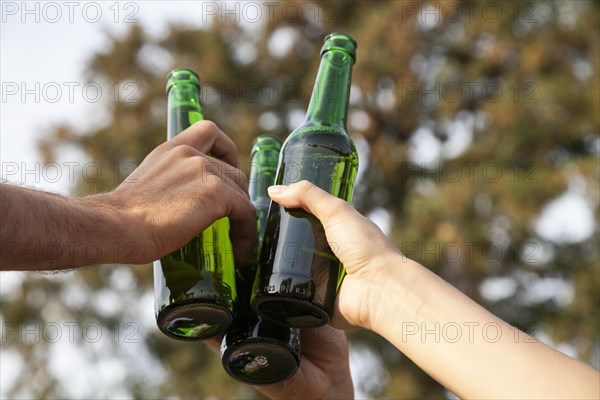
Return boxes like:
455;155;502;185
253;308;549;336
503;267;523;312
369;255;600;400
264;181;599;399
0;183;133;270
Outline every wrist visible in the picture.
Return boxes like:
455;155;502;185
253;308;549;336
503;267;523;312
336;249;409;331
78;193;145;265
357;252;424;334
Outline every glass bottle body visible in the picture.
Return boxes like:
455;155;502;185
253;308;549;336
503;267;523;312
252;33;358;327
154;68;236;341
221;136;301;385
252;128;357;327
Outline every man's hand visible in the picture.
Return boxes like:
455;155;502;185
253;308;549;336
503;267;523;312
109;120;256;264
256;326;354;400
0;121;256;270
205;325;354;400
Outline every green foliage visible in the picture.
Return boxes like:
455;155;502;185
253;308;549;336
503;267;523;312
3;1;598;398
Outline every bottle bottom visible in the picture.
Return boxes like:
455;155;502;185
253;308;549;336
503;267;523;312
252;295;329;328
222;338;300;385
156;301;232;341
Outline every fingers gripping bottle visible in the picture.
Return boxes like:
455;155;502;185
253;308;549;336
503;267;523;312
154;68;236;340
221;136;301;385
252;33;359;328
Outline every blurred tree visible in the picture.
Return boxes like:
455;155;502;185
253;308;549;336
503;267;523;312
2;1;598;398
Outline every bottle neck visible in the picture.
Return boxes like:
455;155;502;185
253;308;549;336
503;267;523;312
304;50;353;128
167;82;204;139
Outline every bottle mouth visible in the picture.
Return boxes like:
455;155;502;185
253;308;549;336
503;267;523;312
321;32;357;63
166;68;201;94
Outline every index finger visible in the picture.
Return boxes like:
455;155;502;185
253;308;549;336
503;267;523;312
169;120;239;166
267;180;354;227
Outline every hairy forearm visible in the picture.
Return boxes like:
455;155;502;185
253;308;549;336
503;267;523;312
0;183;133;270
368;255;600;400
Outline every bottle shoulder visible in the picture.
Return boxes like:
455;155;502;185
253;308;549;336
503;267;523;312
287;122;349;137
282;126;357;156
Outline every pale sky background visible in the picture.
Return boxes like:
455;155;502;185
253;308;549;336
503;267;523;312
1;1;217;194
0;1;598;397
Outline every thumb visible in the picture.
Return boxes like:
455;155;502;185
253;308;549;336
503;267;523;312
267;181;354;227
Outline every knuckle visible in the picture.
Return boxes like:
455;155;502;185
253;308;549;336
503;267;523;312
194;119;218;133
155;139;172;152
171;144;198;159
296;180;315;192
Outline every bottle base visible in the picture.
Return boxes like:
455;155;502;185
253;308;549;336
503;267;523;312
222;338;300;385
252;295;329;328
156;301;232;341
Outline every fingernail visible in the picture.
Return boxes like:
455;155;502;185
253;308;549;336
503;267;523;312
268;185;287;194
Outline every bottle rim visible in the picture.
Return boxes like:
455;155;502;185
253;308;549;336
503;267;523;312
321;32;357;63
166;68;201;94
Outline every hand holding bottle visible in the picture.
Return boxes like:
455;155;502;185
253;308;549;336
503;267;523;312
252;32;359;328
112;120;256;265
267;180;600;400
152;68;251;340
266;180;401;331
255;325;353;400
0;120;256;271
205;324;353;399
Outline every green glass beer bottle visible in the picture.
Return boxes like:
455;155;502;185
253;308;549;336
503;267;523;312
221;136;301;385
252;33;359;328
154;68;236;340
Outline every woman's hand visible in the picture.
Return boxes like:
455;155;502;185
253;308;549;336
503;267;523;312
267;180;406;330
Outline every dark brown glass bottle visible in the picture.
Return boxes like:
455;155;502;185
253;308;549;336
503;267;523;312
221;136;300;385
252;33;359;328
